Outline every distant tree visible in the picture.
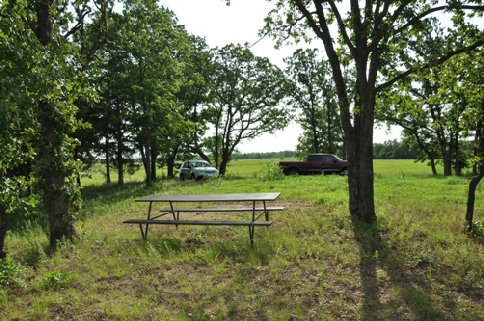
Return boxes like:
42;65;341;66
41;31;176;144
379;27;475;176
115;0;190;186
284;49;343;156
166;35;212;178
445;49;484;231
264;1;484;223
208;44;290;175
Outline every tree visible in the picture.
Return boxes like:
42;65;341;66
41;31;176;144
284;49;343;156
444;49;484;231
208;44;290;175
117;0;190;187
0;0;37;257
166;35;212;178
264;1;484;223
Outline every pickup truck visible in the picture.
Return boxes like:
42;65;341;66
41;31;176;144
279;154;348;175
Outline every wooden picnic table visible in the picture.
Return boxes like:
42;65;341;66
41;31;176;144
123;192;283;247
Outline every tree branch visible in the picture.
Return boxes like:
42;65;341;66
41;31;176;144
395;5;484;35
377;39;484;92
324;0;356;56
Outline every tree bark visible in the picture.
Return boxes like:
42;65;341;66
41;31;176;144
345;100;376;223
150;144;157;181
34;0;76;246
38;101;77;246
140;141;152;187
466;131;483;231
116;134;124;186
166;146;178;179
219;157;229;176
430;158;437;176
0;204;7;259
454;131;462;176
105;137;111;184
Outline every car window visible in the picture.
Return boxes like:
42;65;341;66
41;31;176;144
322;155;334;163
307;155;322;162
182;162;188;168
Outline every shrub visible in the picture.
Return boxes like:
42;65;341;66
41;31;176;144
0;258;29;289
260;161;284;181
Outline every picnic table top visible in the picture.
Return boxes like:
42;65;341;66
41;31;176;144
135;192;281;203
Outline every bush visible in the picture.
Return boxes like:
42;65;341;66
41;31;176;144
260;161;284;181
0;258;29;289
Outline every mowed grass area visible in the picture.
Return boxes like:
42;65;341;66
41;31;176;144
2;159;483;320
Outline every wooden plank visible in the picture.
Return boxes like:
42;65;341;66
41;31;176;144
156;206;284;213
123;219;272;226
135;192;280;203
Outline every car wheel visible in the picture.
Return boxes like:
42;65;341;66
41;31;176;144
191;173;196;180
180;174;185;181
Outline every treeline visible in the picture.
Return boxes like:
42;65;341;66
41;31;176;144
373;140;416;159
232;151;295;159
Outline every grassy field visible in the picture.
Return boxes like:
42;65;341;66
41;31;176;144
1;159;483;321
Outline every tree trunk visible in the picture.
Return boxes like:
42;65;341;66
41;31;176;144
34;1;76;246
167;146;178;179
473;129;480;176
140;141;152;187
150;145;157;181
346;116;376;223
116;134;124;186
0;204;7;259
219;157;228;176
465;132;483;231
430;158;437;176
105;137;111;184
167;156;175;179
454;132;462;176
38;101;77;246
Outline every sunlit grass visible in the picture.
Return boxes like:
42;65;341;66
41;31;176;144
1;159;483;320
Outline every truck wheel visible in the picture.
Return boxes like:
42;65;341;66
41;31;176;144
288;168;298;175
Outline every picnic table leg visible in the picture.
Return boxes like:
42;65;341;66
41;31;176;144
251;201;256;221
139;224;147;239
169;202;178;229
263;201;269;220
143;201;153;239
248;225;254;248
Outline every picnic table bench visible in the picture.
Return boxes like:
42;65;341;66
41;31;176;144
123;192;283;247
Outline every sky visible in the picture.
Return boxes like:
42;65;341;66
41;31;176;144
160;0;402;153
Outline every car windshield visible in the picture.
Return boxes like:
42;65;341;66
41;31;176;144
194;161;211;168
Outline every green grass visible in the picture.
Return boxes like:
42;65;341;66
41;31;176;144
1;159;483;321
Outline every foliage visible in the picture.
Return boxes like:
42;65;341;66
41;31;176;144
284;48;343;156
42;269;74;291
0;257;29;289
259;161;284;181
262;0;484;223
373;140;416;159
206;44;291;174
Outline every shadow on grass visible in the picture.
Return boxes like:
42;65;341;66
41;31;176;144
351;216;457;321
81;180;157;202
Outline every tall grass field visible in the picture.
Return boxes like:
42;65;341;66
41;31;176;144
1;159;483;321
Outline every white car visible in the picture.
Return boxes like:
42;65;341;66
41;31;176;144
179;160;219;181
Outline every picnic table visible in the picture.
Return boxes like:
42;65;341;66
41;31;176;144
123;192;283;247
